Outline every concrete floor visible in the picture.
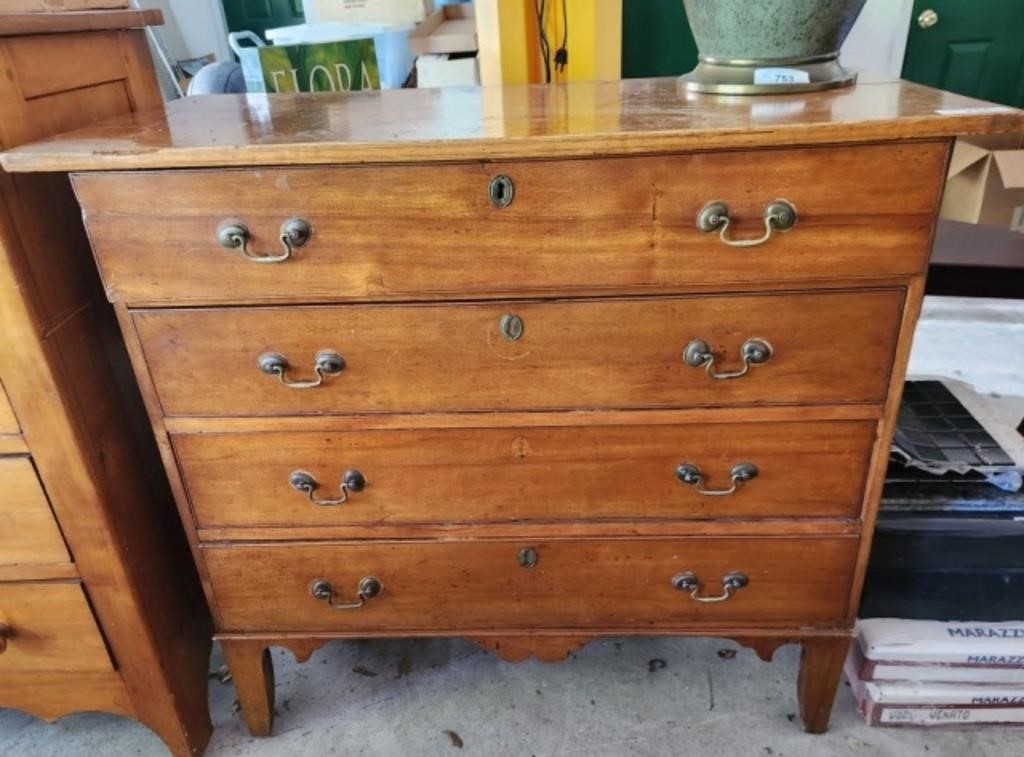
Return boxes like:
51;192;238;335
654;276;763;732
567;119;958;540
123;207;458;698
3;295;1023;757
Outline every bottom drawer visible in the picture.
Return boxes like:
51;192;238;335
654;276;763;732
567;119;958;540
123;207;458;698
0;582;114;673
206;537;858;632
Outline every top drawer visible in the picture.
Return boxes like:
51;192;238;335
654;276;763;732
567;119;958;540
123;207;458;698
73;143;946;305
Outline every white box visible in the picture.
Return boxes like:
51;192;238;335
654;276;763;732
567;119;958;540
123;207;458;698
415;53;478;88
304;0;434;26
408;4;476;55
856;618;1024;665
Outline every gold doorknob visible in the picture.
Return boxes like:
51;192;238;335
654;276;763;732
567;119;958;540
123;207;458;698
918;9;938;29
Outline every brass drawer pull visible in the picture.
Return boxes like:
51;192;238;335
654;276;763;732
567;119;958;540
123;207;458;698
309;577;382;610
289;469;366;507
0;623;11;654
216;217;311;263
676;462;758;496
671;571;749;603
683;338;772;380
696;199;796;248
258;350;344;389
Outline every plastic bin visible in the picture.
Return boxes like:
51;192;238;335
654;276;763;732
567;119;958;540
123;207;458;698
228;31;268;93
266;23;414;90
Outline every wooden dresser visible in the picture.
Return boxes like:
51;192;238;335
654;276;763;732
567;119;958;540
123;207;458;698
0;10;211;755
4;78;1020;737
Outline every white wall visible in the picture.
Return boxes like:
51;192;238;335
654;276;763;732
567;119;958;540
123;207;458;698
840;0;914;77
137;0;231;62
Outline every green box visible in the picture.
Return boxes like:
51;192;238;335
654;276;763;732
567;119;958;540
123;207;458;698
258;39;380;93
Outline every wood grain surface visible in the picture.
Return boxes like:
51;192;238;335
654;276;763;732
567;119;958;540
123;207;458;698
204;536;858;632
0;10;162;37
0;670;131;722
3;78;1021;172
197;519;862;544
0;456;71;565
133;290;902;417
174;418;876;529
73;143;944;305
0;581;113;672
0;382;17;434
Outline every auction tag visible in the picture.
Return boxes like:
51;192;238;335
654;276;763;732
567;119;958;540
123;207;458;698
753;67;811;86
936;106;1015;116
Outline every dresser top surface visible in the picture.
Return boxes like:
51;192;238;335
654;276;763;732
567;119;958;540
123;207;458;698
0;9;164;37
2;76;1021;172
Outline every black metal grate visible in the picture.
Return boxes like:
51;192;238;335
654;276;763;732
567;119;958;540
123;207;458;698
893;380;1014;467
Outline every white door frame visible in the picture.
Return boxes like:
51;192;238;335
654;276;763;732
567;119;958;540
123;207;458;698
840;0;915;78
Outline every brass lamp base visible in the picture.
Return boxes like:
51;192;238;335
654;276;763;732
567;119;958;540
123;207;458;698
680;54;857;95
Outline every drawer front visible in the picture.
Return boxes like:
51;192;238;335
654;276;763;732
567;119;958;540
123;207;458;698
0;581;114;672
135;290;902;417
75;143;945;305
177;419;876;530
205;537;857;632
0;382;18;434
0;457;71;566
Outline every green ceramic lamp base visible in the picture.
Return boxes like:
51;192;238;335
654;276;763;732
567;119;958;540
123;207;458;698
680;55;857;95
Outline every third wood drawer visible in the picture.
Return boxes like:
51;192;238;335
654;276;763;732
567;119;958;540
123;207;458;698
175;418;877;530
134;289;903;417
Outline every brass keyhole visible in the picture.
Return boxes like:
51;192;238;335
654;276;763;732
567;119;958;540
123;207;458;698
517;547;539;568
499;314;524;341
488;175;515;208
917;9;938;29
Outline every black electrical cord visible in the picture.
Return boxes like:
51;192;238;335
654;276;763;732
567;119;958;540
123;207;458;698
535;0;551;83
554;0;569;73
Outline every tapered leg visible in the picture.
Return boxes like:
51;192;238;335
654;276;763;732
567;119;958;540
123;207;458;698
797;636;850;734
221;640;276;737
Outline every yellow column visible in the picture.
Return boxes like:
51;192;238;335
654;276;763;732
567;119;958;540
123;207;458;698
476;0;621;86
566;0;622;82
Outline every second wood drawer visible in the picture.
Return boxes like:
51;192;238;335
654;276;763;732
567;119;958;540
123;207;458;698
134;289;902;416
176;418;877;530
205;536;857;632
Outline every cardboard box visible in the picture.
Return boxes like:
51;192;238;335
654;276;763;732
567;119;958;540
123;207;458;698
7;0;129;10
409;4;476;55
941;135;1024;233
415;52;478;88
303;0;434;27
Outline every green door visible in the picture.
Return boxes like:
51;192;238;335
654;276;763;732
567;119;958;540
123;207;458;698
622;0;698;78
222;0;304;40
902;0;1024;107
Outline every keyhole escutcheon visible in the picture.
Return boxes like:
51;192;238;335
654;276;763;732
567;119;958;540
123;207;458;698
489;175;515;208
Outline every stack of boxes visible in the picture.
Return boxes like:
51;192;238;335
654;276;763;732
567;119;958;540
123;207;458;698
848;619;1024;725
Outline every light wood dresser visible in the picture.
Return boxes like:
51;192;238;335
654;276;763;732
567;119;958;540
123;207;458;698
4;78;1020;737
0;10;211;755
